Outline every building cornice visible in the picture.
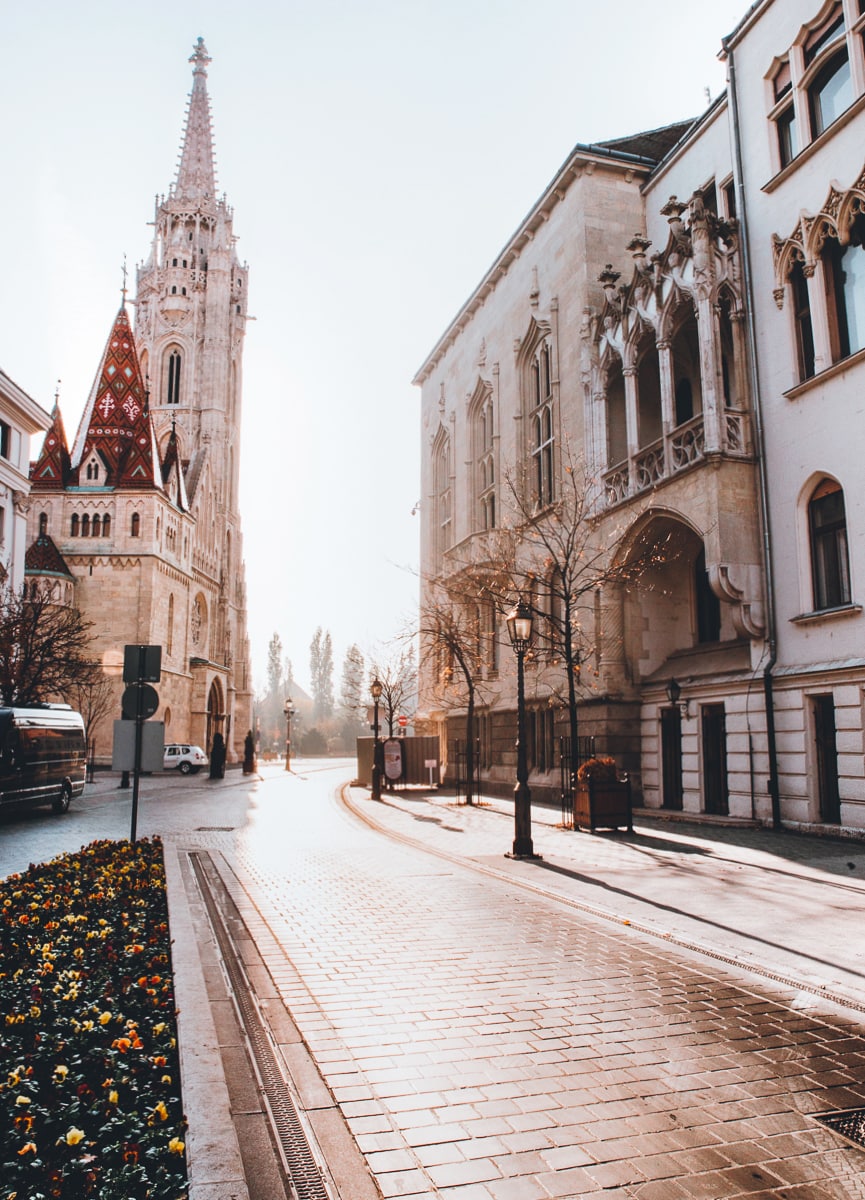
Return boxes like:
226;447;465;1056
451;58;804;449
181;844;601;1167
412;146;654;387
0;369;52;434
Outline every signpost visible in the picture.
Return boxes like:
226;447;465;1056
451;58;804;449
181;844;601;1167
119;645;162;842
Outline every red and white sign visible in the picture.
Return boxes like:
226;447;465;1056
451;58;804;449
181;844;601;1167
397;715;408;728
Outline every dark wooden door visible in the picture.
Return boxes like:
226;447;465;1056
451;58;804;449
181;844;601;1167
661;707;683;810
813;694;841;823
702;704;728;815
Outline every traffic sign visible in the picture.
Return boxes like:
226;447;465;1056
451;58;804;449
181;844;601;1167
123;644;162;683
121;683;159;720
398;715;408;728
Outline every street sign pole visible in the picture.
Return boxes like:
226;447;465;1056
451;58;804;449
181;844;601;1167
130;678;144;843
123;644;161;843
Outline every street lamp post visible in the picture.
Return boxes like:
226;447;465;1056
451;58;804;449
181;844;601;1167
507;599;538;859
370;678;383;800
283;698;295;772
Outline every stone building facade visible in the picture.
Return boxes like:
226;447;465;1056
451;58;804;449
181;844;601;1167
0;370;51;594
415;0;865;833
26;40;253;762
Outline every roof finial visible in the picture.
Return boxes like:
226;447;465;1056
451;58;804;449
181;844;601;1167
190;37;211;74
54;379;61;405
121;255;128;305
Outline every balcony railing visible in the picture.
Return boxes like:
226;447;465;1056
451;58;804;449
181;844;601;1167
602;409;750;507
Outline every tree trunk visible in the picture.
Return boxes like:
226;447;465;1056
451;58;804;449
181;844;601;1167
464;684;475;805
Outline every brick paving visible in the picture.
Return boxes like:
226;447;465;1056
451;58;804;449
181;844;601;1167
203;770;865;1198
4;763;865;1197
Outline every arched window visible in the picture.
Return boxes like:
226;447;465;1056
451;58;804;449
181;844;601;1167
433;431;451;566
86;461;99;482
527;339;555;505
81;514;90;537
473;390;496;532
70;514;79;537
789;259;816;381
91;514;101;537
605;356;627;467
718;295;738;407
102;514;111;537
636;336;663;447
822;213;865;362
810;479;851;610
671;312;703;426
131;512;140;537
166;349;182;405
167;594;175;657
38;513;48;535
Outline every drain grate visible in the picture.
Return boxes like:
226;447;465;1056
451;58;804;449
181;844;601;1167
814;1107;865;1149
189;852;332;1200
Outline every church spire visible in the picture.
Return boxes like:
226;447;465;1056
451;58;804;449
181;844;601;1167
172;38;217;208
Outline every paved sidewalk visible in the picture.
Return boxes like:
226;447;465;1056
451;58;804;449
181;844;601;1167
344;785;865;1014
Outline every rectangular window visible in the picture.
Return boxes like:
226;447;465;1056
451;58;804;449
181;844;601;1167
776;105;798;167
721;178;737;220
0;422;10;460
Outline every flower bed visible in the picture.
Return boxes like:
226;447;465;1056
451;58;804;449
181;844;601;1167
0;837;187;1199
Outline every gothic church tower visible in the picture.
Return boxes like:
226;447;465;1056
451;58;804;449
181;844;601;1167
27;40;252;761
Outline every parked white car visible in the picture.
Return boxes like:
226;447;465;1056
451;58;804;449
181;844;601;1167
163;744;208;775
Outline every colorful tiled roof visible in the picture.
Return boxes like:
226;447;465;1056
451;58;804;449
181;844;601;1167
30;402;71;488
25;533;74;579
71;307;159;490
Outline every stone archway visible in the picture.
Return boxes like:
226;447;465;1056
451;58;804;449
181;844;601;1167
206;679;225;754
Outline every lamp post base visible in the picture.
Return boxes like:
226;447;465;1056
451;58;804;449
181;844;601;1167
505;845;542;861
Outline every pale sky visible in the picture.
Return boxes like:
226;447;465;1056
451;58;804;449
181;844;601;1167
1;0;749;694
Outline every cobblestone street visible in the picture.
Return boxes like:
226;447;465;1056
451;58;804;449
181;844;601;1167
3;762;865;1197
188;765;865;1198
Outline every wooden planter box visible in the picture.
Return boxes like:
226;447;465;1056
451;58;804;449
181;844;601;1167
574;778;632;832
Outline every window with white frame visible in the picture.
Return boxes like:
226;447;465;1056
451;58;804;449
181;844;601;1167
768;2;865;172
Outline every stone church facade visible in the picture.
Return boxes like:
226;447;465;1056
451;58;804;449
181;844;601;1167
415;0;865;833
26;39;252;762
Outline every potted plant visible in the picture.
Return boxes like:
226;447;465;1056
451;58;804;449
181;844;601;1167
574;755;632;832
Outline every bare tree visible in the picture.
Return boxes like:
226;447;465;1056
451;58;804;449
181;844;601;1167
66;666;115;753
370;644;416;739
502;449;670;787
0;584;99;707
417;582;490;804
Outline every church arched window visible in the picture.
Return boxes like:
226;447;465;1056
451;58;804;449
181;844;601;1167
166;349;182;405
70;514;79;537
102;514;111;537
131;512;140;537
38;513;48;535
167;594;175;657
81;514;90;537
91;514;101;537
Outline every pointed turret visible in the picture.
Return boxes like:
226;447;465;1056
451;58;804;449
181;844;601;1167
70;307;158;489
172;38;217;209
30;401;71;488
